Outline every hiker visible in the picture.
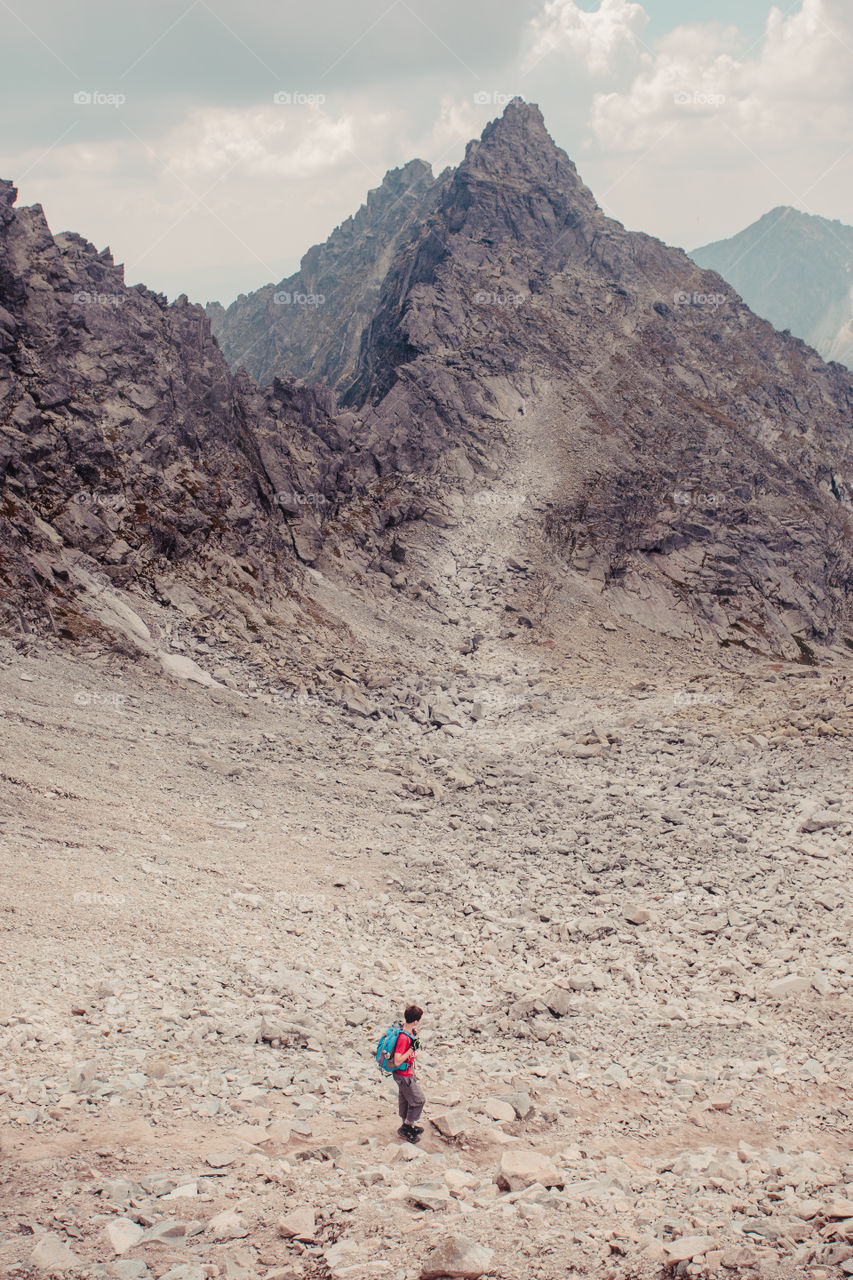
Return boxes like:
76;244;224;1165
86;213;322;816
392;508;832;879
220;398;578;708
393;1004;425;1143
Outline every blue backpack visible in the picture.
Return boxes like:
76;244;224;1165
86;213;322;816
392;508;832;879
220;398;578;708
376;1022;403;1074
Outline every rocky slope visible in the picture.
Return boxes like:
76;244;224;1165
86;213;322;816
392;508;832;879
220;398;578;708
692;207;853;371
0;178;353;660
206;159;437;395
1;627;852;1280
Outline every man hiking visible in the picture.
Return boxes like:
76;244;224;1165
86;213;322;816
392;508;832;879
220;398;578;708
393;1004;425;1143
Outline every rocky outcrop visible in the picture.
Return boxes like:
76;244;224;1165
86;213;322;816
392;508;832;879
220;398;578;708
0;178;346;640
691;206;853;370
206;158;437;394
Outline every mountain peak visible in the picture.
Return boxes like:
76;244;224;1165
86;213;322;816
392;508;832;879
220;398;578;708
487;96;547;135
445;95;601;249
466;97;555;167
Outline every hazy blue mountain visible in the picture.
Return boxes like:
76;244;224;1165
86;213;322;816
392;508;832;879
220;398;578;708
691;206;853;369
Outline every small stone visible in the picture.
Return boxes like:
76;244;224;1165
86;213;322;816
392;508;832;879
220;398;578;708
345;693;375;717
766;975;810;997
708;1095;734;1111
420;1235;493;1279
278;1207;316;1241
498;1150;564;1191
159;651;217;687
221;1249;256;1280
495;1092;533;1120
205;1151;240;1168
324;1238;358;1269
106;1262;150;1280
443;1170;479;1193
139;1220;191;1244
622;905;651;925
431;1108;472;1139
106;1218;145;1255
159;1267;207;1280
663;1235;717;1262
800;810;848;832
208;1210;248;1241
407;1182;451;1211
484;1098;515;1123
30;1235;80;1272
544;987;573;1017
824;1198;853;1218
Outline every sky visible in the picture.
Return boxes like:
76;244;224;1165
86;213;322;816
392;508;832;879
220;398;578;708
2;0;851;305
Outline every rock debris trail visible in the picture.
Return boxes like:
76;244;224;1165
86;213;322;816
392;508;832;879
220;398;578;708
1;626;852;1280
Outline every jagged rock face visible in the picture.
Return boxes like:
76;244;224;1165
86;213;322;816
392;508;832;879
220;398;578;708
206;159;437;395
0;179;344;638
691;207;853;371
327;101;853;655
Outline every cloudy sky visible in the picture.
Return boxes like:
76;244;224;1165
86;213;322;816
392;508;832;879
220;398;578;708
2;0;851;304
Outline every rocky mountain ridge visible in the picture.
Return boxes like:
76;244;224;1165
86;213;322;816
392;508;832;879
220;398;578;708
3;101;853;674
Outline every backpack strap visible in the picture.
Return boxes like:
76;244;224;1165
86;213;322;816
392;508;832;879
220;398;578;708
392;1030;412;1072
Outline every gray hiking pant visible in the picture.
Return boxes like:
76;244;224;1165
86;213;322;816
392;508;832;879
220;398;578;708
396;1072;425;1124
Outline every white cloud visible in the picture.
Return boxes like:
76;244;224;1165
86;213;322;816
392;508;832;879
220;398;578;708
505;0;853;249
5;0;852;301
587;0;853;154
165;104;358;179
523;0;651;80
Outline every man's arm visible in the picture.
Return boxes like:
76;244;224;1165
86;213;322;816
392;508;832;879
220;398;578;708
393;1035;414;1067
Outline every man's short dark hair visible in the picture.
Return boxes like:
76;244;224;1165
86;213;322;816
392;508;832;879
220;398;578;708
405;1004;423;1023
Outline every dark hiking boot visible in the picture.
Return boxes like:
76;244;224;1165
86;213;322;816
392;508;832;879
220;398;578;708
410;1124;424;1135
399;1124;420;1143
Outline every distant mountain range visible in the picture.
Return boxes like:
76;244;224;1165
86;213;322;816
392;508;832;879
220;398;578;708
691;207;853;370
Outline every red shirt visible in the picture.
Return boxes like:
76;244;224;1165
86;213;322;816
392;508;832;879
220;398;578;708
394;1030;415;1076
